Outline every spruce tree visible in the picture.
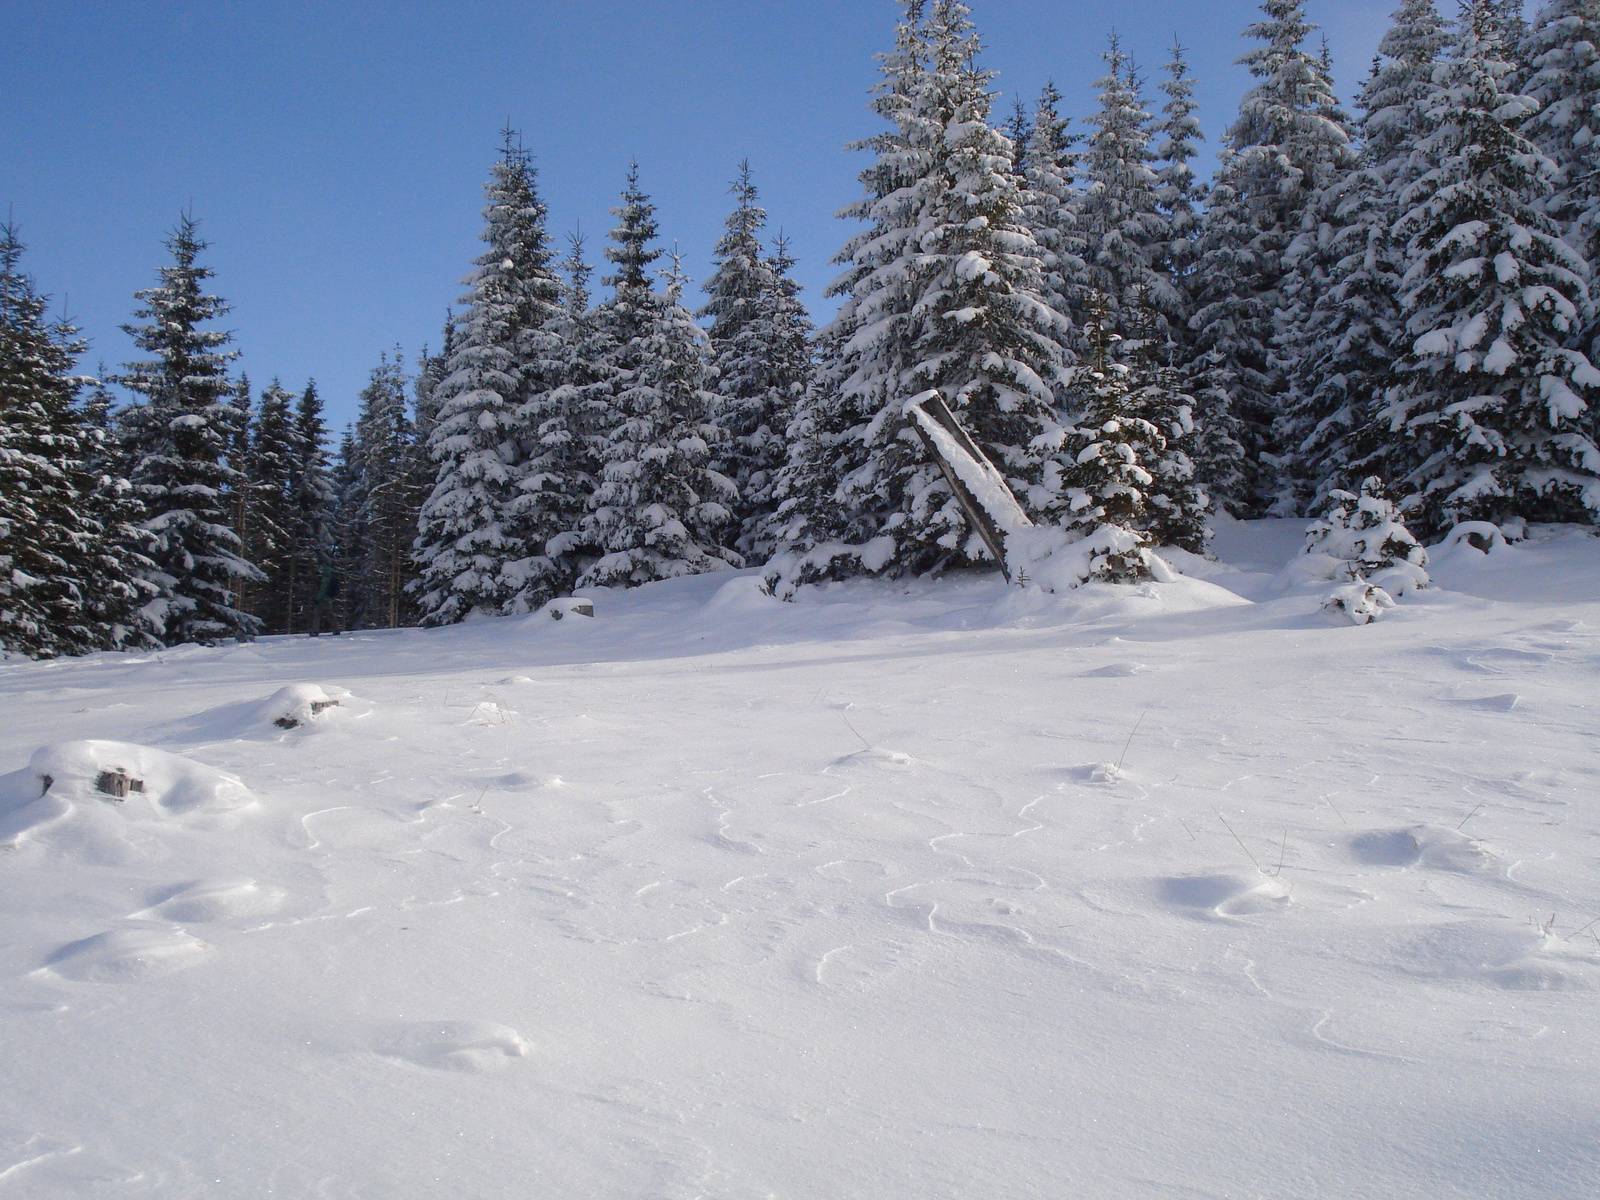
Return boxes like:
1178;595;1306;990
415;135;563;624
698;164;814;557
1186;0;1357;515
767;0;1072;592
1040;313;1159;584
349;352;420;628
1082;37;1169;347
1523;0;1600;354
1369;0;1600;534
1021;81;1090;340
1277;0;1448;515
500;232;596;613
247;380;298;633
1151;43;1204;349
115;216;259;644
285;380;334;632
581;187;740;588
0;223;153;656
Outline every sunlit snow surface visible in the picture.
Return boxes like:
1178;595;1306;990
1;521;1598;1198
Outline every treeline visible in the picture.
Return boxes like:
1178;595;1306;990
5;0;1600;657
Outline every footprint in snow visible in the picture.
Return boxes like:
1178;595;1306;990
38;924;210;983
374;1020;532;1073
1348;826;1496;873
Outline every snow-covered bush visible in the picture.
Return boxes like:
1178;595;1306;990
1303;477;1430;596
1322;581;1396;626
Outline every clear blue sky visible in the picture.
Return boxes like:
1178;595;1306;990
3;0;1397;428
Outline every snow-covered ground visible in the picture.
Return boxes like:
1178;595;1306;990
2;522;1598;1199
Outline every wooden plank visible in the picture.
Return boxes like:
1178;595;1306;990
903;392;1033;582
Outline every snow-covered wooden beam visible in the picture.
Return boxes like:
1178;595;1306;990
903;391;1034;582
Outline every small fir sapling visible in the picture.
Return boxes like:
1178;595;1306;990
1036;305;1159;584
1303;476;1430;604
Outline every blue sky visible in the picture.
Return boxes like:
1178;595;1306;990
3;1;1398;428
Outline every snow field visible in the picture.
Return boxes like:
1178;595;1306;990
0;524;1598;1197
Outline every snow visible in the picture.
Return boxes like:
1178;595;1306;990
2;521;1600;1197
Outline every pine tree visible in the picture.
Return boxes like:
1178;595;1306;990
114;216;259;645
1371;1;1600;535
0;223;153;656
1277;0;1448;515
1082;37;1170;347
1186;0;1357;515
285;380;334;633
580;188;741;588
1523;0;1600;355
766;0;1072;592
698;164;814;557
415;135;563;624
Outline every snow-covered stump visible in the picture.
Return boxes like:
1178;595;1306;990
541;597;595;621
1322;582;1397;626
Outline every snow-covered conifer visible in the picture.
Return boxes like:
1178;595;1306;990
1372;1;1600;535
415;136;562;624
499;232;598;613
1082;37;1169;347
766;0;1072;592
114;216;259;645
285;380;334;632
699;164;814;556
349;353;419;628
1302;475;1430;593
1186;1;1357;515
246;381;298;632
580;187;741;589
1021;81;1090;336
1523;0;1600;354
1152;43;1204;292
0;223;153;656
1039;314;1159;584
1003;96;1032;176
1277;0;1448;515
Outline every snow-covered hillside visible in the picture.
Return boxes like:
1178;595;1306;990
1;523;1597;1198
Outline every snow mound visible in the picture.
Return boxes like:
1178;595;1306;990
153;684;359;742
39;924;210;983
374;1021;533;1073
0;741;254;855
138;878;287;923
992;572;1252;625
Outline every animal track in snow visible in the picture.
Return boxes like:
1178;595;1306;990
38;924;209;982
815;859;890;883
1348;826;1496;873
373;1020;532;1073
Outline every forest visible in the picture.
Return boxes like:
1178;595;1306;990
4;0;1597;657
